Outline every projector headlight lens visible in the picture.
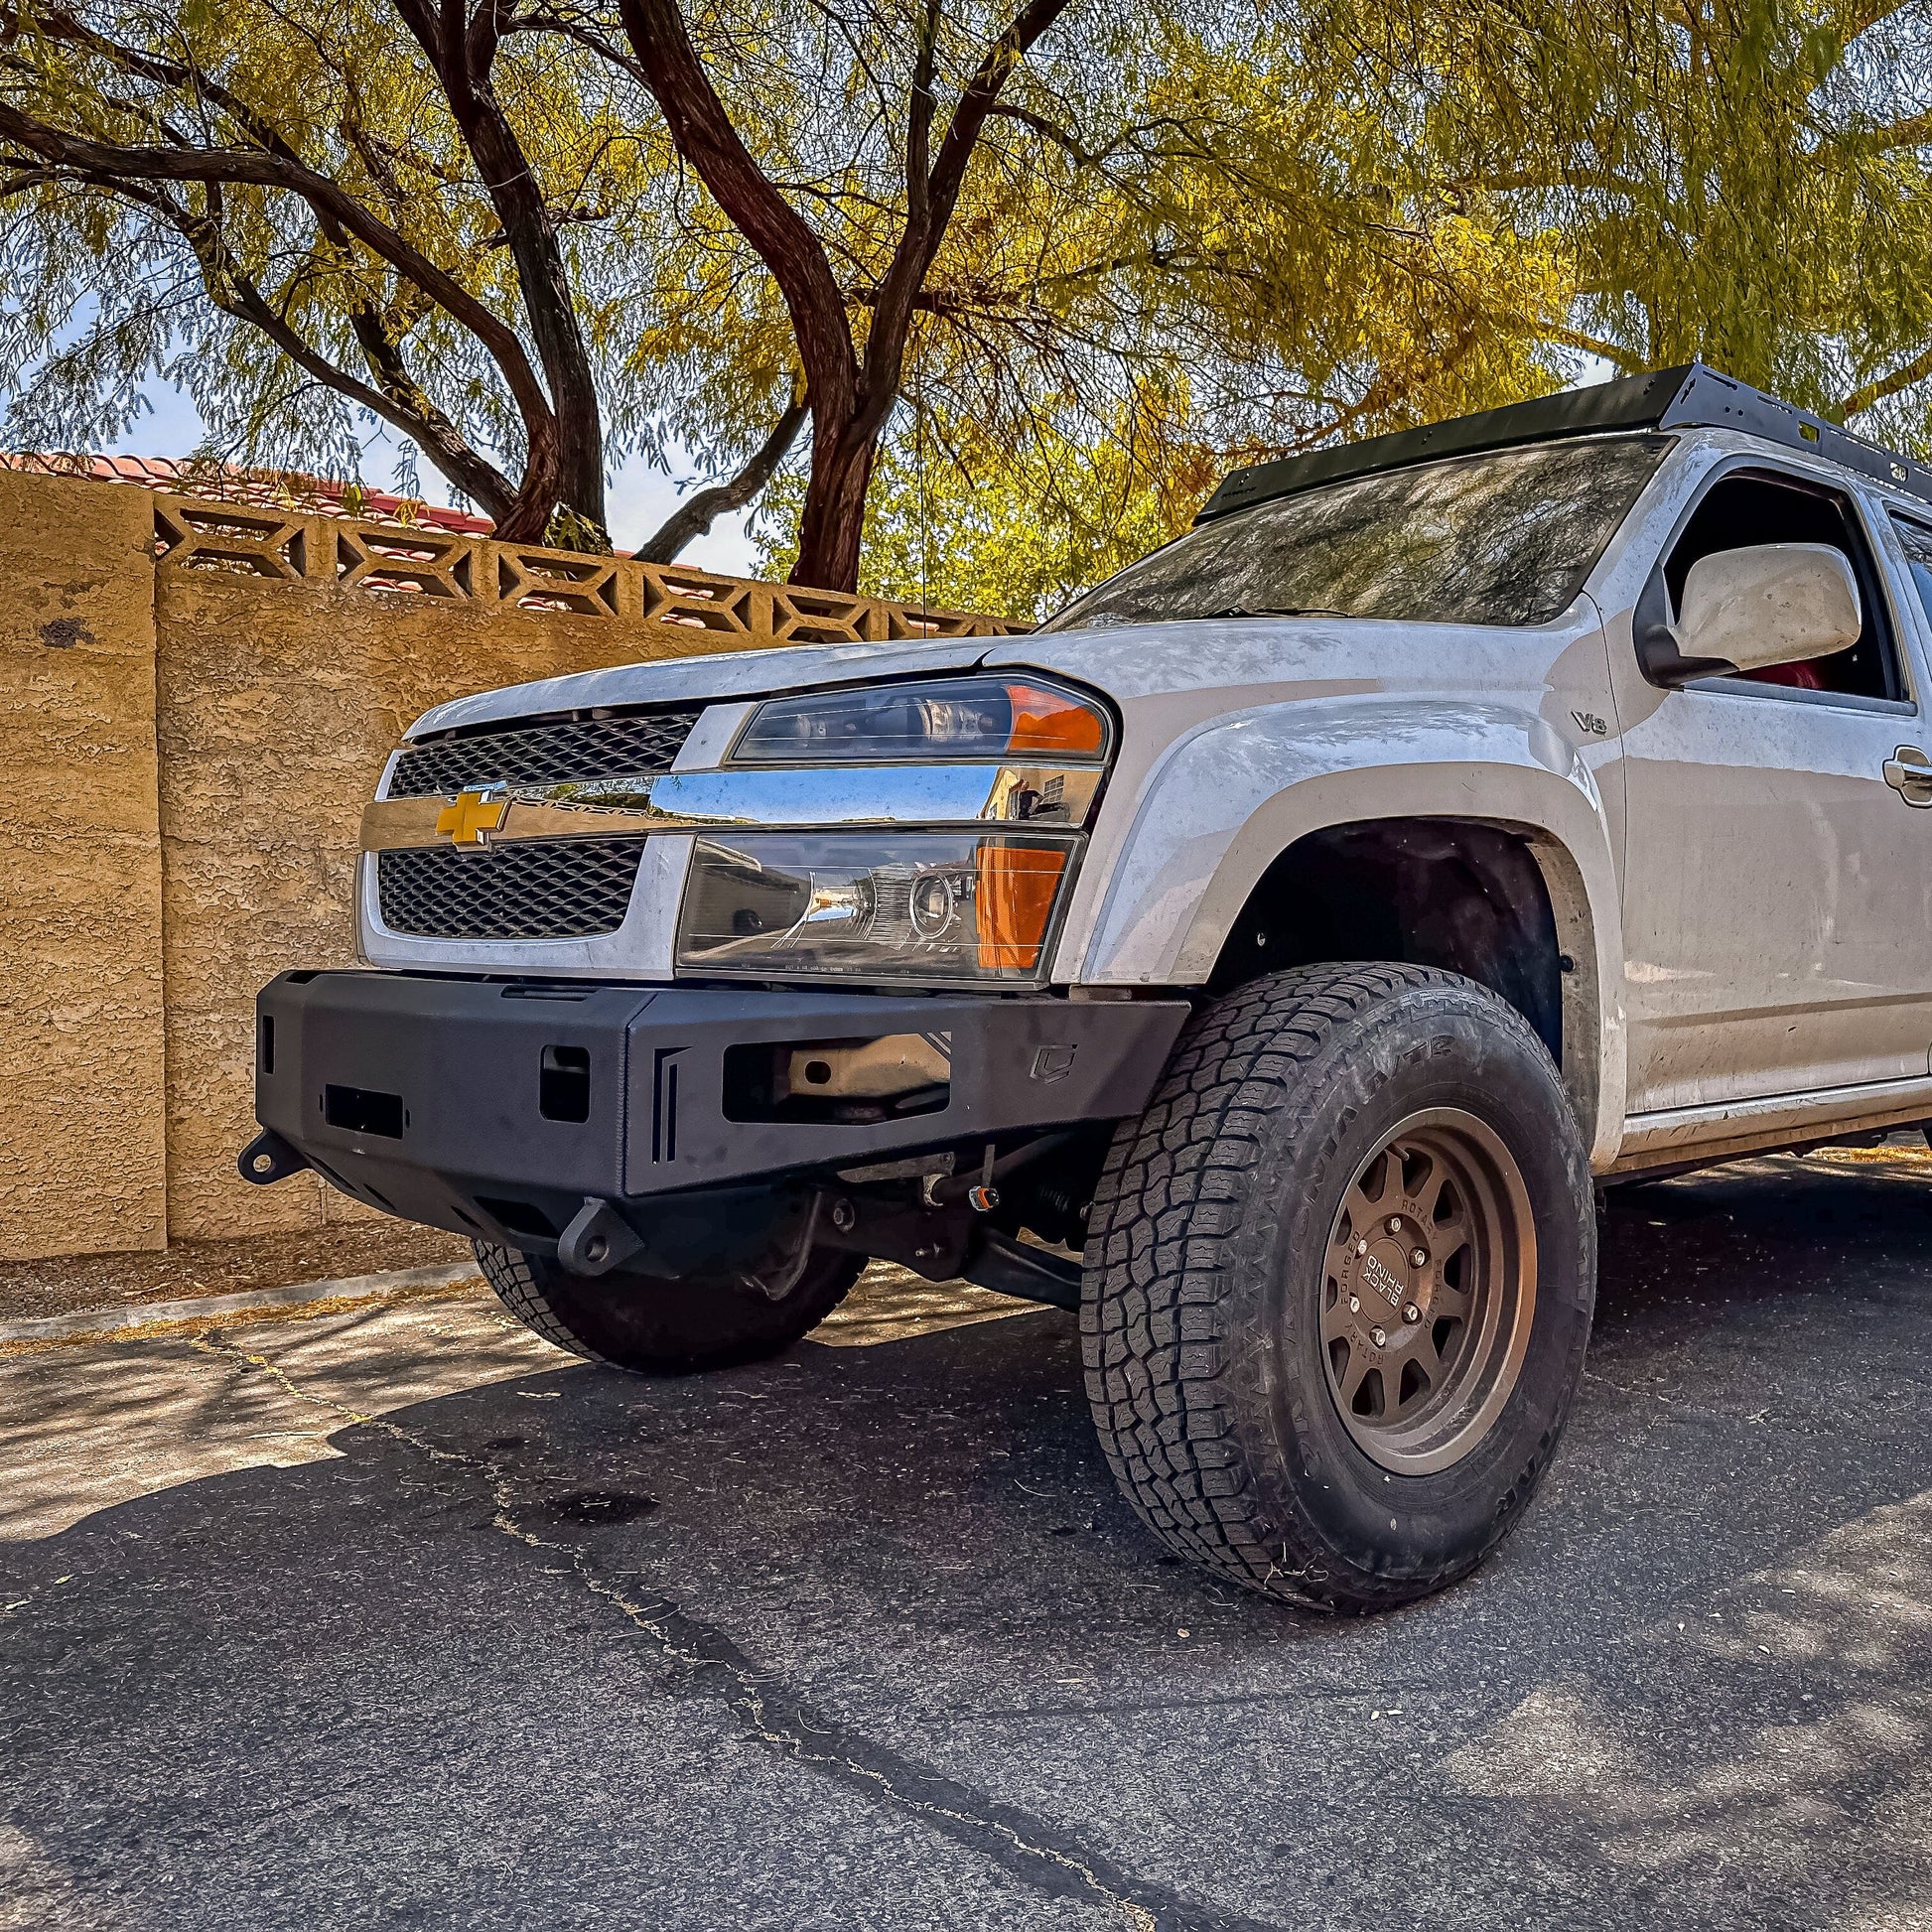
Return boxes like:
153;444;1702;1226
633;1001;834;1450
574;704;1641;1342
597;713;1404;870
677;832;1076;981
731;676;1110;764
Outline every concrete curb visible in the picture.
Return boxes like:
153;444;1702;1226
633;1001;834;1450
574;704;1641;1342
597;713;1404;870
0;1263;486;1345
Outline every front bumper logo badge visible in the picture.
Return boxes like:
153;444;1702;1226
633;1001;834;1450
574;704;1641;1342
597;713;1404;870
1031;1043;1077;1083
436;785;509;847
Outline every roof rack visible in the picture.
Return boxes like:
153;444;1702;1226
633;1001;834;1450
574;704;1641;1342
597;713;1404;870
1195;363;1932;523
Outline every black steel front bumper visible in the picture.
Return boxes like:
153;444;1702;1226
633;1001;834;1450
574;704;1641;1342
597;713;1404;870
245;971;1188;1249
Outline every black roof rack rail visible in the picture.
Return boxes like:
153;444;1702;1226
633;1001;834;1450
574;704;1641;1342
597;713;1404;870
1196;362;1932;523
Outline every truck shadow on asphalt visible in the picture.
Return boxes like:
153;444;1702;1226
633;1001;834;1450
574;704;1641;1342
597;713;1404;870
3;1149;1931;1929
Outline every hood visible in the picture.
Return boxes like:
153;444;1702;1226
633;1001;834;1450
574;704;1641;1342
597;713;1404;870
410;635;996;737
408;610;1576;739
991;611;1577;704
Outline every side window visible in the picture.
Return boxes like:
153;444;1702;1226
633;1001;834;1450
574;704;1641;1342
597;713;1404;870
1664;470;1902;702
1890;514;1932;638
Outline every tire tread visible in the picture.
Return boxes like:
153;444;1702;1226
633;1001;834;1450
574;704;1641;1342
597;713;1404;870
1082;962;1574;1611
475;1243;599;1360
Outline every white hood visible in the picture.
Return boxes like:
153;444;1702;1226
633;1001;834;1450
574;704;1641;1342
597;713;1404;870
408;607;1576;739
410;636;996;737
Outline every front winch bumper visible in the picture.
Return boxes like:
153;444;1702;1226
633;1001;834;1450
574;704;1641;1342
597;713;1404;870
242;971;1187;1251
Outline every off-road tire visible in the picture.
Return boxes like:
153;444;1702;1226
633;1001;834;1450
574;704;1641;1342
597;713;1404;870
1082;962;1595;1612
475;1242;864;1374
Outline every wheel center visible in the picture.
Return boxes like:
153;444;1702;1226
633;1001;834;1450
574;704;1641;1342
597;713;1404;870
1320;1111;1536;1476
1339;1222;1430;1345
1359;1242;1410;1313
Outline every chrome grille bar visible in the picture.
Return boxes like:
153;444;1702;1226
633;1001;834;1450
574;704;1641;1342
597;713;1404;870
359;762;1105;854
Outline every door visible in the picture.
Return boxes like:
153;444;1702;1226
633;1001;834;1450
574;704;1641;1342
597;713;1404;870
1612;464;1932;1115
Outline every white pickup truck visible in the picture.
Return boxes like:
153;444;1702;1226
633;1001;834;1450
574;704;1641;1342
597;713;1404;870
243;362;1932;1612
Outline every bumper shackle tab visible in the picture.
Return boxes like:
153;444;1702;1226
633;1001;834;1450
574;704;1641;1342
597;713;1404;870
557;1197;644;1277
238;1128;310;1187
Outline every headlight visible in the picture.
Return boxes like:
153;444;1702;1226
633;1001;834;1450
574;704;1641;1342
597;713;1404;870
677;832;1076;981
731;676;1111;764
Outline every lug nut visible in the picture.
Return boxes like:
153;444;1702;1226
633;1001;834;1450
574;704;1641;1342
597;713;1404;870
1371;1326;1387;1347
1388;1216;1402;1233
1404;1303;1421;1323
1349;1296;1361;1313
1356;1239;1368;1256
1410;1248;1427;1268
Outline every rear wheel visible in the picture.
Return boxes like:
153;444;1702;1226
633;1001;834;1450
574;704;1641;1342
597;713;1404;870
476;1241;863;1374
1081;962;1594;1612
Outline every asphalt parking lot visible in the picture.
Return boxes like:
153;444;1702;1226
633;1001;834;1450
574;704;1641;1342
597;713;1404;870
4;1146;1932;1931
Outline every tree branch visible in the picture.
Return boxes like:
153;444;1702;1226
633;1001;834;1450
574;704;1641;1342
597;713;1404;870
615;0;857;425
102;173;519;518
632;375;807;562
906;0;939;225
1828;107;1932;158
984;99;1097;167
1841;345;1932;418
1540;324;1644;372
0;98;562;531
848;0;1073;455
392;0;608;529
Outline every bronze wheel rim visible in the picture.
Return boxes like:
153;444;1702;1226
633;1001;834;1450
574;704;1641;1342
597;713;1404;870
1318;1108;1537;1476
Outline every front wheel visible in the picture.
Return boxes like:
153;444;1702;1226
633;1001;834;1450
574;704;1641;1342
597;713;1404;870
476;1241;864;1374
1081;963;1595;1612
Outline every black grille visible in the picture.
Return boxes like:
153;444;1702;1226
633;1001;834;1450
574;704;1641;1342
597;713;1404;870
389;708;702;797
377;839;648;939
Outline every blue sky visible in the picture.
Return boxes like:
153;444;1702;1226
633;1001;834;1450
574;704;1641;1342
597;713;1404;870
111;373;761;574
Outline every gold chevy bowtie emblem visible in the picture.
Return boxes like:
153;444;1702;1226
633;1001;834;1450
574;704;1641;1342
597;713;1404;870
436;786;509;847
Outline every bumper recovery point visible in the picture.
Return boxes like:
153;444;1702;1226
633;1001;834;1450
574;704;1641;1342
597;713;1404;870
244;972;1188;1246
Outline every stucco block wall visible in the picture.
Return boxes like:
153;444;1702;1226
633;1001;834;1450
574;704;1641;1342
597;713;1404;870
156;562;771;1241
0;476;168;1260
0;475;1019;1259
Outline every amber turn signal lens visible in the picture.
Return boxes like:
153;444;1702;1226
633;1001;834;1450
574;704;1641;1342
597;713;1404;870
1004;683;1108;758
976;841;1069;970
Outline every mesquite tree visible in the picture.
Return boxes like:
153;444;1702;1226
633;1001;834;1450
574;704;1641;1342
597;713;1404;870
0;0;640;541
614;0;1075;589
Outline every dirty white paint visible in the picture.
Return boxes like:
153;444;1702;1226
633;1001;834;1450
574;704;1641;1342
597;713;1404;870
346;425;1932;1175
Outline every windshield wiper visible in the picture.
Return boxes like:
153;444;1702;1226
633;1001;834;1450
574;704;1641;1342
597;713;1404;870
1197;605;1352;621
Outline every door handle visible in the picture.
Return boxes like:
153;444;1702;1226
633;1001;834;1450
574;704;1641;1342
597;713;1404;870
1884;745;1932;806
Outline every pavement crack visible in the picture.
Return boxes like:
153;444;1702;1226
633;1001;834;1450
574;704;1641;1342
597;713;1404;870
563;1563;1169;1929
186;1329;1282;1932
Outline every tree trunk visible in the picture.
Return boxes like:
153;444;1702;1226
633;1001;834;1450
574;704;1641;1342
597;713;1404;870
790;418;876;593
393;0;609;537
494;417;564;543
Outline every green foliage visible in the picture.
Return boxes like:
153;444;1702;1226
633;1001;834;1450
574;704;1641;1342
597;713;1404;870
7;0;1932;600
1350;0;1932;443
760;385;1222;618
758;6;1582;609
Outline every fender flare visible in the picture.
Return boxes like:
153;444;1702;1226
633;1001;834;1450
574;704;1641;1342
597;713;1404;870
1069;697;1626;1165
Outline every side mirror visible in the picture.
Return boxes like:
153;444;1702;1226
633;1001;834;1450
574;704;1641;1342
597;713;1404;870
1638;542;1862;685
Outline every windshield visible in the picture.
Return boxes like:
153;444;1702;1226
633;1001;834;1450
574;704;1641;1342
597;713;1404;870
1040;434;1671;632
